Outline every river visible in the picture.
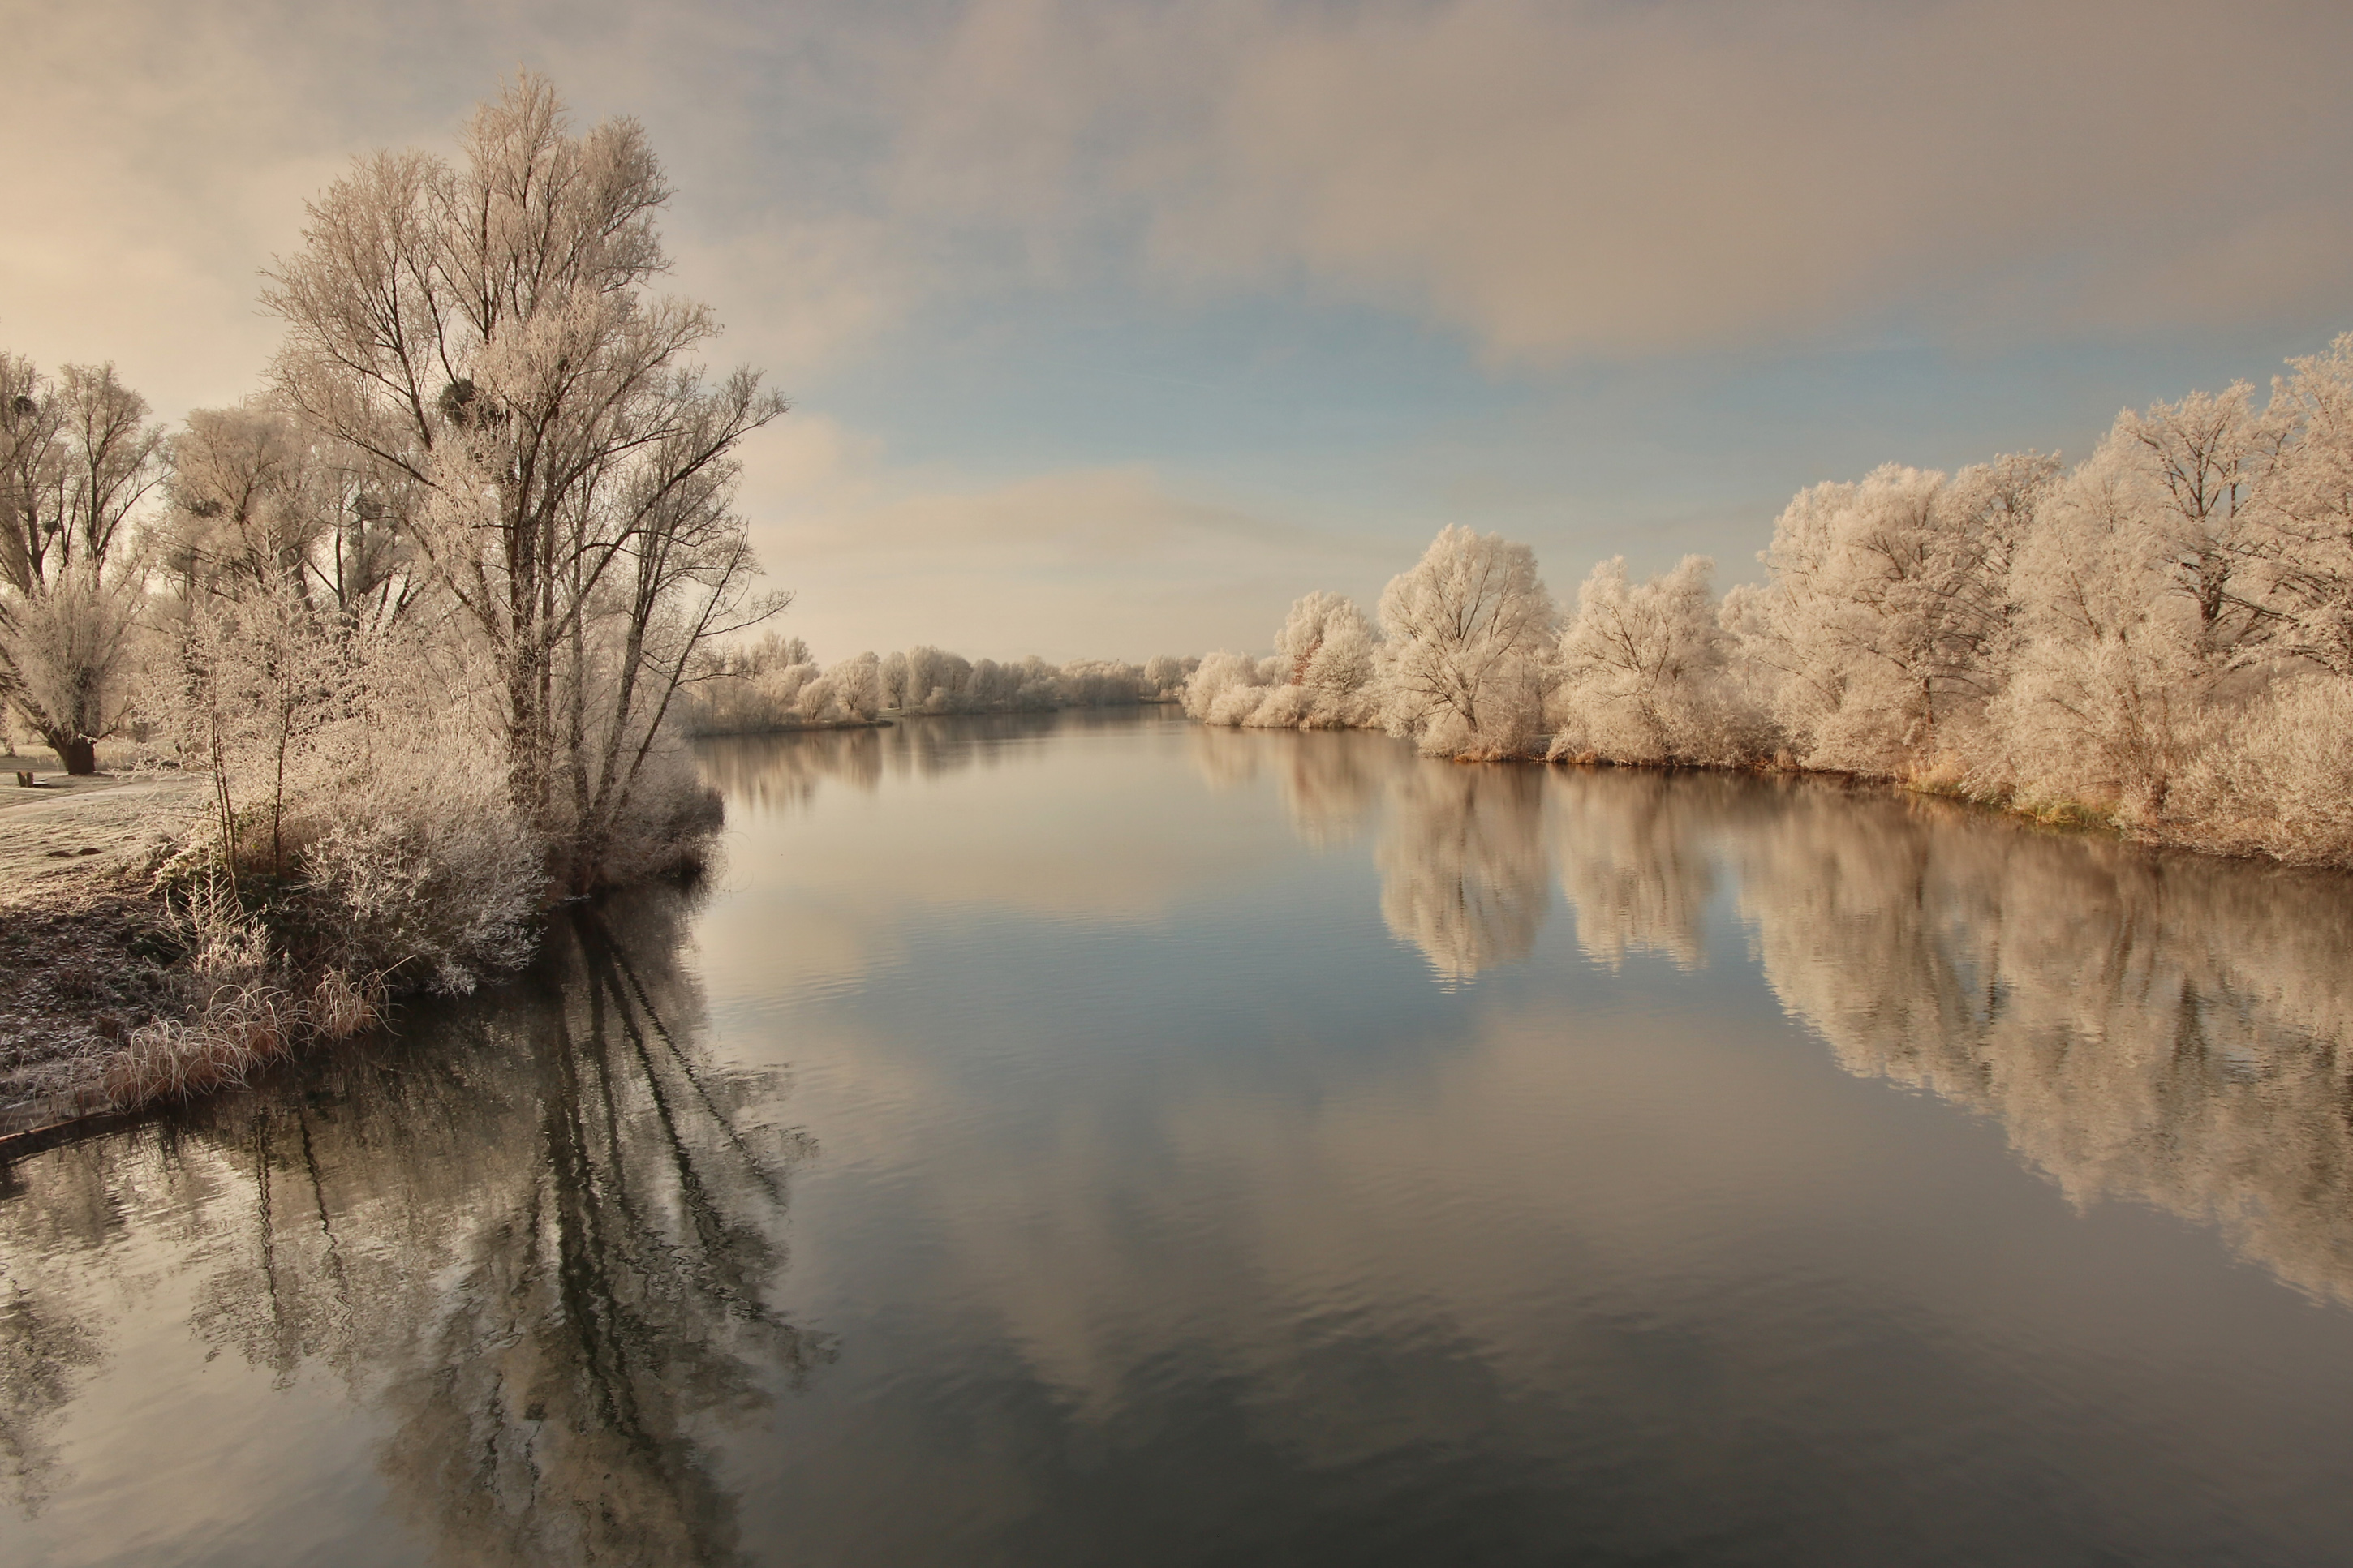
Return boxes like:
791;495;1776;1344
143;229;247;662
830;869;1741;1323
6;708;2353;1565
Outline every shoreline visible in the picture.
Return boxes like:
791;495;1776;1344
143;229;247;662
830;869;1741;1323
6;713;2332;1153
685;694;1187;740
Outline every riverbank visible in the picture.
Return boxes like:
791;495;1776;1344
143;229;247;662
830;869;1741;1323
0;775;212;1140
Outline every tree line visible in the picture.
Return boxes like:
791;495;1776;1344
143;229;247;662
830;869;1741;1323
681;634;1194;732
1188;354;2353;867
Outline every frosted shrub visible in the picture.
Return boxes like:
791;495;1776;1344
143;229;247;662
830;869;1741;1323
169;586;548;991
583;737;725;887
1232;591;1381;729
1184;651;1270;724
299;766;540;993
2170;676;2353;864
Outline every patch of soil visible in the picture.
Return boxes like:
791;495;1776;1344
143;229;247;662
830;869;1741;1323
0;883;193;1118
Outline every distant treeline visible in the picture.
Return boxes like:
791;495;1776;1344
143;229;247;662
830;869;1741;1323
1187;337;2353;868
683;634;1196;733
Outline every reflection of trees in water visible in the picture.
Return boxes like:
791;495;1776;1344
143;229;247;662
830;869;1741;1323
1338;745;2353;1303
1;1114;222;1514
1186;725;1265;794
1548;771;1723;969
1376;765;1550;983
700;710;1151;818
0;887;824;1554
1276;732;1385;848
1729;784;2353;1304
1198;727;1543;975
0;1262;97;1514
697;728;884;812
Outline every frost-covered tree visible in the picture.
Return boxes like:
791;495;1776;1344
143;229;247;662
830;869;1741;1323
0;357;162;772
1143;654;1194;698
1985;444;2212;817
904;645;971;711
166;398;420;623
1376;525;1556;758
1277;590;1377;697
261;75;785;890
1725;456;2054;772
1551;554;1752;764
2248;335;2353;676
2105;384;2286;668
1198;590;1383;730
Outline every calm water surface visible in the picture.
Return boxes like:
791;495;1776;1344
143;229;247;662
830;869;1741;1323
7;710;2353;1566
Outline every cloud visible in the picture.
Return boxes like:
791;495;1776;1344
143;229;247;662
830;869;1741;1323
733;411;1393;659
893;0;2353;360
16;0;2351;410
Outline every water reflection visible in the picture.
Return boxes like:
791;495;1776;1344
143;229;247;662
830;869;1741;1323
1549;771;1721;970
1189;726;1385;847
699;710;1157;818
12;715;2353;1563
1179;725;2353;1305
0;1254;96;1512
1725;786;2353;1306
1375;764;1550;983
0;890;823;1556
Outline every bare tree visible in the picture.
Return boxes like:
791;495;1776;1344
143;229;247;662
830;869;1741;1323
262;75;786;889
166;398;424;625
0;356;161;773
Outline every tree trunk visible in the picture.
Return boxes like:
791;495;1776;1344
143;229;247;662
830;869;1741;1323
53;737;97;775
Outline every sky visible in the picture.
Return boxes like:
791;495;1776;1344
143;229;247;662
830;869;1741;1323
5;0;2352;663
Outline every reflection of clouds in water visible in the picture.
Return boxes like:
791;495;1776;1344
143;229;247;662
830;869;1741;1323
1549;771;1719;970
1376;764;1549;984
0;891;824;1558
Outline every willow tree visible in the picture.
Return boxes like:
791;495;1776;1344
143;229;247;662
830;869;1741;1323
262;76;785;889
0;356;162;773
